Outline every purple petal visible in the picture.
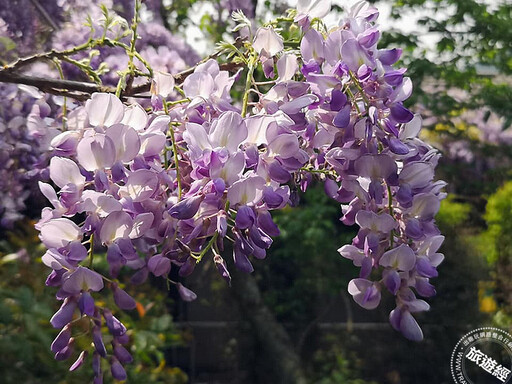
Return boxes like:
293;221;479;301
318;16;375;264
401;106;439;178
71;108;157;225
337;244;365;267
130;267;149;285
358;28;380;48
411;193;441;221
67;242;88;263
399;162;434;189
415;278;436;297
209;111;247;152
368;179;384;204
106;124;141;163
277;53;298;81
169;195;203;220
263;187;286;209
379;244;416;272
341;39;368;71
147;254;171;277
257;211;280;237
122;103;149;130
92;351;102;376
177;283;198;302
46;269;64;287
390;77;413;103
92;327;107;357
55;340;74;361
330;89;347;111
249;226;272;249
379;48;402;66
235;205;256;230
183;72;215;98
354;154;398;179
297;0;331;18
50;299;76;329
355;211;396;233
390;103;414;123
279;95;318;115
415;257;438;278
267;160;291;183
359;256;373;279
214;255;231;285
348;278;381;309
389;308;401;331
384;119;400;137
396;184;413;207
300;28;325;63
357;64;372;81
405;218;424;240
121;169;158;202
51;325;71;353
389;137;410;155
151;70;175;98
103;309;127;337
99;211;133;245
384;69;406;86
40;219;81;249
400;310;424;341
113;343;133;364
129;213;154;239
76;134;116;171
383;269;401;295
333;104;351;128
49;157;85;189
253;27;284;57
301;60;320;76
113;284;137;310
233;245;254;273
324;178;339;200
227;176;265;206
217;212;228;237
78;291;96;317
63;266;104;294
86;93;124;127
110;357;127;381
69;350;88;371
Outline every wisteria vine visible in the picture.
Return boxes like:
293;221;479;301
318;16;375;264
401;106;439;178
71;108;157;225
2;0;446;381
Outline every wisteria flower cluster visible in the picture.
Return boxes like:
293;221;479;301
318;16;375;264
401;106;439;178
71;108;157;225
0;0;198;228
27;0;446;381
0;82;58;227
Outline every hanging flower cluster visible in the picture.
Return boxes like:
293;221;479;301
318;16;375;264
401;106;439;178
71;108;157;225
34;0;445;380
0;83;59;227
0;0;198;228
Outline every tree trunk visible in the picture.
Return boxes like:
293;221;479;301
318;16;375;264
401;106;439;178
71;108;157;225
230;270;307;384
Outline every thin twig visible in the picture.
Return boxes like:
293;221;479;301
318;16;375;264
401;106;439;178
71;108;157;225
0;62;244;100
0;34;247;100
29;0;59;30
2;40;95;73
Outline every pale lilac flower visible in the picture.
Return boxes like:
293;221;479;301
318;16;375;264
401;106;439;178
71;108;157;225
348;278;381;310
296;0;331;19
86;93;124;127
253;27;284;58
40;218;82;249
62;266;104;294
177;283;198;302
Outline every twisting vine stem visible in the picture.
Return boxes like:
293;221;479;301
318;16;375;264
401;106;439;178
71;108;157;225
52;59;67;129
163;102;182;200
241;54;257;117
